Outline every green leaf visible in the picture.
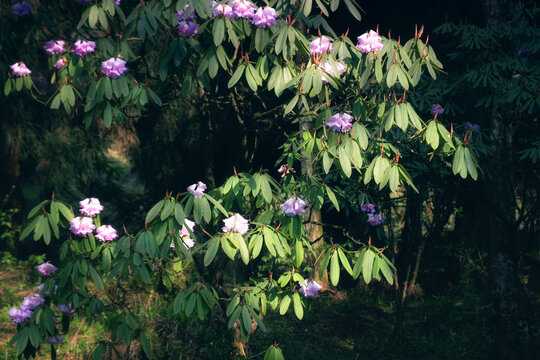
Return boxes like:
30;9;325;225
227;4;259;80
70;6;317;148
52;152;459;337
326;187;340;211
363;249;375;284
103;102;112;127
322;151;332;174
213;18;225;46
161;200;174;220
295;239;304;267
241;306;251;333
259;176;273;203
292;292;304;319
4;79;12;96
140;332;152;359
205;194;228;217
228;306;242;329
279;295;291;315
343;0;362;21
146;200;164;224
16;327;29;355
379;256;394;285
338;248;353;276
89;5;99;27
228;64;245;88
236;233;250;265
338;147;352;177
204;238;219;266
89;264;104;291
186;293;197;316
330;251;340;286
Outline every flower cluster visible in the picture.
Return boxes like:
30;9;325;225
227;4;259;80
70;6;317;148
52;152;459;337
72;40;96;57
277;164;295;178
298;279;322;297
10;62;32;77
101;57;128;79
362;203;383;226
43;40;66;55
211;1;235;18
172;219;196;249
70;198;118;241
310;36;332;55
251;6;277;28
54;58;67;69
222;213;249;235
430;104;444;117
231;0;255;18
7;263;55;323
12;1;32;17
280;197;308;217
320;60;347;84
356;30;384;53
177;6;199;37
37;262;58;276
326;113;354;133
187;181;207;197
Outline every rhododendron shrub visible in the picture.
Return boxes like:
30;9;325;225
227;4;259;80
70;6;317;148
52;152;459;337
6;0;480;358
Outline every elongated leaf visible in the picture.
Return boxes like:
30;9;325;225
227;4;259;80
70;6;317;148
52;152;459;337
279;295;291;315
362;249;375;284
292;293;304;319
204;238;220;266
330;251;340;286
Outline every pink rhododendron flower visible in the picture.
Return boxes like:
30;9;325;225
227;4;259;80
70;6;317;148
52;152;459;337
277;164;295;178
37;262;58;276
21;294;45;310
102;57;128;79
251;6;277;28
43;40;66;55
222;213;249;235
320;60;347;84
299;279;322;297
8;306;32;323
231;0;255;19
179;219;196;238
211;1;235;18
70;217;96;236
367;213;383;226
310;36;332;55
10;62;31;77
72;40;96;57
96;225;118;242
54;58;67;69
79;197;103;217
187;181;207;197
281;197;308;216
356;30;384;53
326;113;354;133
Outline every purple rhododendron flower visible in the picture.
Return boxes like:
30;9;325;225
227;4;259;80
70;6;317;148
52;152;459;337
102;57;128;79
43;40;66;55
361;203;375;213
211;1;235;18
281;197;308;217
47;335;64;344
36;283;57;297
10;62;31;77
176;5;196;21
178;21;199;37
72;40;96;57
70;217;96;236
37;262;58;276
326;113;354;133
8;306;32;323
12;2;32;16
430;104;444;117
310;36;333;55
79;197;103;217
96;225;118;242
187;181;207;197
251;6;277;28
356;30;384;53
54;58;67;69
367;213;383;226
320;60;347;84
21;294;45;310
116;0;121;5
222;213;249;235
299;279;322;297
57;303;77;316
231;0;255;19
466;122;481;131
